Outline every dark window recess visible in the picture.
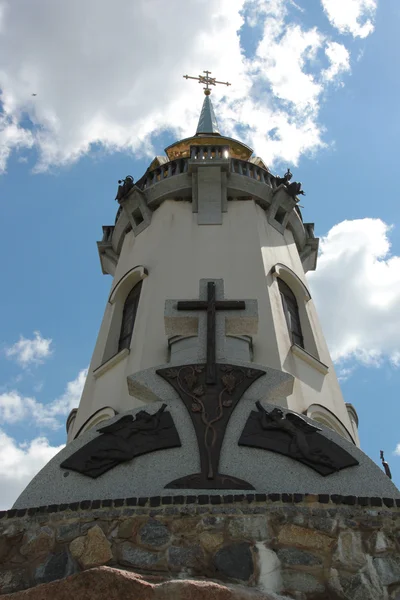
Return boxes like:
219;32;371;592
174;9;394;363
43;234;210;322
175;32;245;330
278;278;304;348
118;280;143;351
275;206;286;225
132;208;144;226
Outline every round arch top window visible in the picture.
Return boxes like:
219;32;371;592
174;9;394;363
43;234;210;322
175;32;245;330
118;280;143;352
278;278;304;348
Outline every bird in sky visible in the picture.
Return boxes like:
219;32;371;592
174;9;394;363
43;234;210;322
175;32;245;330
31;93;37;96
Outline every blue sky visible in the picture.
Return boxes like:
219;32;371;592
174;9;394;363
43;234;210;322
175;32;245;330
0;0;399;508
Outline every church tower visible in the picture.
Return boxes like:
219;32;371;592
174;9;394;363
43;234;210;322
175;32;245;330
6;73;399;600
67;75;358;448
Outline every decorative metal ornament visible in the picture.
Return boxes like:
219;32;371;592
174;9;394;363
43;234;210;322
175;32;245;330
157;363;264;489
275;168;305;199
115;175;134;202
183;70;231;96
60;404;181;478
380;450;392;479
239;402;359;476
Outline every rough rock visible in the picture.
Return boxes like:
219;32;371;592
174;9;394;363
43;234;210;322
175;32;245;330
35;550;77;585
374;556;400;586
213;542;254;582
119;543;160;569
168;544;204;570
169;517;199;535
373;531;393;554
281;571;324;594
328;561;385;600
1;566;281;599
0;538;11;561
199;532;224;553
276;548;321;566
307;515;337;536
118;517;143;540
0;569;29;595
333;531;365;570
56;522;81;543
139;519;170;549
2;522;26;540
339;571;381;600
277;524;333;553
199;516;225;531
69;525;112;569
389;585;400;600
228;517;272;542
328;568;346;596
20;527;55;559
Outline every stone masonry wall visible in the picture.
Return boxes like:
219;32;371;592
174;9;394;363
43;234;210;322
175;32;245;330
0;494;399;599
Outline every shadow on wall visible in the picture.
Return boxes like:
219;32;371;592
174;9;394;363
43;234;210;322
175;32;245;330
282;350;325;393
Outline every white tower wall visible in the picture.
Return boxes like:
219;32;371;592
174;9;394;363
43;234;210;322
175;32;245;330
69;158;358;446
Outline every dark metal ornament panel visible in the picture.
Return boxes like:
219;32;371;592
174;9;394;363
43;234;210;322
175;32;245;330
239;402;359;476
61;405;181;478
157;363;265;489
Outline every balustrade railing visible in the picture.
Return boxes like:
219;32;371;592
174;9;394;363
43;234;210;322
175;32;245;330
114;153;277;225
102;225;114;242
136;158;189;190
190;145;230;161
230;159;272;186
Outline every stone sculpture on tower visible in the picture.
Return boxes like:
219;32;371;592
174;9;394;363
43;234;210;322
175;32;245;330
2;72;399;600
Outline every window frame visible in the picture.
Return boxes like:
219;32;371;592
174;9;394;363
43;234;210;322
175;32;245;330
99;266;148;366
278;278;304;349
118;279;143;352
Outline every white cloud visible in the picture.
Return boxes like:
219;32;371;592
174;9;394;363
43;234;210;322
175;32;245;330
321;0;377;38
0;114;33;173
0;368;87;429
254;23;324;110
48;368;88;416
0;0;358;173
394;444;400;457
323;42;350;82
0;430;63;509
337;366;355;382
308;218;400;368
5;331;52;367
391;352;400;368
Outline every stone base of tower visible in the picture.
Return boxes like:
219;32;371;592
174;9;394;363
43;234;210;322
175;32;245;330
1;495;399;599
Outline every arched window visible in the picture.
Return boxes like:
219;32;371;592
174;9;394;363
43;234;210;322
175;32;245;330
278;278;304;348
118;280;143;351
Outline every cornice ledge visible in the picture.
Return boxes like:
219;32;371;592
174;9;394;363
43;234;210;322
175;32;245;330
291;343;329;375
119;184;148;203
93;348;130;379
97;242;118;277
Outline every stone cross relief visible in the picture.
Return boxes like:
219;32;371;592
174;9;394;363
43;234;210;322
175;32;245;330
158;279;359;487
157;279;264;489
164;279;259;373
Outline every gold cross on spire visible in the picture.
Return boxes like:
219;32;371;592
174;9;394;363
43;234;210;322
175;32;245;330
183;70;231;96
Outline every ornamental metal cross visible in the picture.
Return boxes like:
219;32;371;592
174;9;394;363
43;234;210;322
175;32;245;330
177;281;245;384
183;70;231;96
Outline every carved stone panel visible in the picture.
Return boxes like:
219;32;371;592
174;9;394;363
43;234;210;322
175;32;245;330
157;363;265;489
61;405;181;478
239;402;359;476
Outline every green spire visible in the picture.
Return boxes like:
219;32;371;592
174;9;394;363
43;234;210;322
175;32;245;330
196;95;220;135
